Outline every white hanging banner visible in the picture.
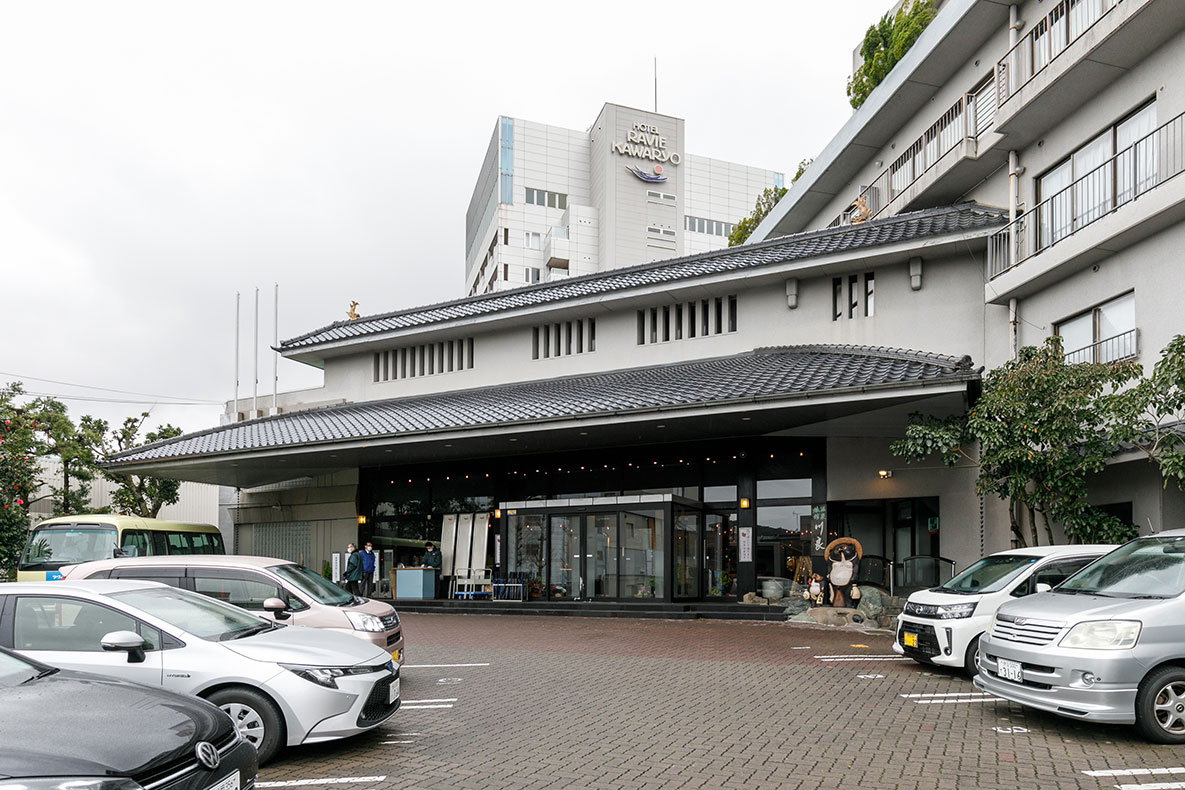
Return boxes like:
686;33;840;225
739;527;753;563
440;514;458;577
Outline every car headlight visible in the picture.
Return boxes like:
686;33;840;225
936;602;977;619
281;663;379;689
1059;620;1141;650
0;780;142;790
346;611;386;632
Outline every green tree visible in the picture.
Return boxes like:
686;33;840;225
98;413;184;518
891;337;1141;546
0;384;40;579
792;158;812;183
28;397;104;516
1110;334;1185;485
847;0;937;109
728;185;788;247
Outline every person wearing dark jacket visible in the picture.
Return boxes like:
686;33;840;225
344;543;363;596
423;542;442;598
360;542;377;598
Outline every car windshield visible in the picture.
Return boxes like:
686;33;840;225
0;650;41;687
272;563;355;606
940;554;1038;594
19;526;118;570
110;586;273;641
1059;535;1185;598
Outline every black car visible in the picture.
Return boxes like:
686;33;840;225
0;645;258;790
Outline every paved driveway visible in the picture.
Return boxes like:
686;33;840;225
259;614;1182;789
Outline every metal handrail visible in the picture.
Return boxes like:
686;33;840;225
995;0;1120;105
895;555;957;590
989;110;1185;278
1065;328;1139;364
828;81;995;229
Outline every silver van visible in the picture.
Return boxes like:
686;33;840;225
61;555;405;665
976;529;1185;743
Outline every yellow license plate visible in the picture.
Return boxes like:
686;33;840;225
903;632;918;648
392;649;401;663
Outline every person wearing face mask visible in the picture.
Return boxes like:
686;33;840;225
360;541;377;598
343;543;362;596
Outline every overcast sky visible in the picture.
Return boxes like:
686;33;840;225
0;0;892;436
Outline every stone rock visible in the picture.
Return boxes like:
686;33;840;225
807;606;864;627
856;585;888;622
783;594;811;618
742;592;769;606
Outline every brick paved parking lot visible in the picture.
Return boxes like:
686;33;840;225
260;614;1185;789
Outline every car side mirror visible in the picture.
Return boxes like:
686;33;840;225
263;597;291;620
101;630;148;664
1035;582;1052;593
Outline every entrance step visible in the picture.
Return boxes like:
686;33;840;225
383;598;789;621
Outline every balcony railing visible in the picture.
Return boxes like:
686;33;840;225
996;0;1120;105
1064;328;1139;364
829;83;995;228
989;110;1185;278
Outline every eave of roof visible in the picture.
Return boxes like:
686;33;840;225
281;202;1005;363
108;345;979;473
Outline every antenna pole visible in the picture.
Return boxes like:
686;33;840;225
252;286;259;417
272;282;279;414
654;57;657;112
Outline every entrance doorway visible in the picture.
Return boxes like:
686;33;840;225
548;514;619;600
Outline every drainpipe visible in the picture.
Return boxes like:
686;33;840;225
1009;5;1020;48
1009;298;1019;359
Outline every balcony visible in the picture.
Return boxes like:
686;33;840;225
1064;328;1139;364
989;110;1185;281
993;0;1185;146
544;225;569;270
829;79;1001;228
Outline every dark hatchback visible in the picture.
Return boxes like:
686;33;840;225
0;645;258;790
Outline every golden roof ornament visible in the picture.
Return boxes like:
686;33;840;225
849;195;871;225
347;301;360;320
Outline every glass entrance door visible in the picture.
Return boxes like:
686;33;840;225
550;513;619;600
585;514;617;599
549;515;579;599
704;512;737;598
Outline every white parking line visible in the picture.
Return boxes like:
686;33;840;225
815;654;899;658
1084;768;1185;778
400;704;454;709
402;698;457;703
382;741;416;745
403;663;490;668
257;778;386;788
899;692;992;698
913;698;998;704
1115;783;1185;790
818;657;910;662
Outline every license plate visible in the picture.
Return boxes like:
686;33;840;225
391;649;400;664
998;657;1024;683
388;677;400;704
903;632;918;648
208;772;240;790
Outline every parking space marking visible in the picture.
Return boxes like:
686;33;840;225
899;691;995;705
402;698;458;703
1114;783;1185;790
1083;768;1185;778
382;740;415;744
257;778;386;787
403;663;490;668
816;654;909;662
856;674;885;679
899;692;991;698
400;703;454;709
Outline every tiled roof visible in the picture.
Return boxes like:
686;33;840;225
108;345;977;465
282;203;1006;352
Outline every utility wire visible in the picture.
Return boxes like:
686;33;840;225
22;390;223;406
0;370;222;404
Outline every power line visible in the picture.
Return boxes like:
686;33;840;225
0;370;222;404
23;390;223;406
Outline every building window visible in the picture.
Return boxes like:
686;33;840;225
499;117;514;205
375;338;475;382
834;273;875;321
1058;292;1137;364
533;318;596;359
524;267;541;283
636;296;738;345
1037;100;1157;250
647;190;677;202
525;187;568;210
685;215;735;237
524;231;541;250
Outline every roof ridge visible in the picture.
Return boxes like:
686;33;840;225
281;202;1007;349
753;344;974;370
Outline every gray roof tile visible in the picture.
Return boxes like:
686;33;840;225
108;345;977;465
282;203;1005;351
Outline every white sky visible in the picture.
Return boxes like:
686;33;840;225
0;0;891;435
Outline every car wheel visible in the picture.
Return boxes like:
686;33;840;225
963;635;982;678
207;687;285;764
1136;666;1185;744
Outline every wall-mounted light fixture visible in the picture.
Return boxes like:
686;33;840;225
357;515;368;524
494;508;502;519
878;470;893;479
739;497;751;509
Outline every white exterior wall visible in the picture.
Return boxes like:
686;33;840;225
683;154;781;255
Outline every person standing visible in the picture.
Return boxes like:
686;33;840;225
423;541;442;598
360;541;377;598
344;543;363;596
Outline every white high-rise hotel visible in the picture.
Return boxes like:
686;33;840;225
464;103;784;296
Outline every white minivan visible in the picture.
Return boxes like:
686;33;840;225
893;544;1114;675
